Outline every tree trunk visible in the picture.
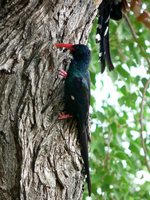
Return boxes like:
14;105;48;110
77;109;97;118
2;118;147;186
0;1;100;199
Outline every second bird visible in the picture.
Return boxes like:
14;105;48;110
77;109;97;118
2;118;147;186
97;0;128;73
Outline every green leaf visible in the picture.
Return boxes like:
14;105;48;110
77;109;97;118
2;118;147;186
96;111;106;122
117;65;129;78
141;78;148;86
114;151;128;160
130;141;140;154
110;122;117;134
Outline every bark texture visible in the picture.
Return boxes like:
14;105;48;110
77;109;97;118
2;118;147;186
0;0;100;199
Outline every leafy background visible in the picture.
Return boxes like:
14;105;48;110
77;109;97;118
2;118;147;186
84;0;150;199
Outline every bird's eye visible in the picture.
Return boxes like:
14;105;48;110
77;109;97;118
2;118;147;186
63;49;68;52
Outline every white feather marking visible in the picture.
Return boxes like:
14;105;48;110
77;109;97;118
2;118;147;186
99;53;102;57
96;34;101;42
104;26;109;36
71;95;75;100
105;15;110;23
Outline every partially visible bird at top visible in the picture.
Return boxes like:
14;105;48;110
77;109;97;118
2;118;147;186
96;0;128;73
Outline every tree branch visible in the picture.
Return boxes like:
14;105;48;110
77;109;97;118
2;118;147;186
139;79;150;172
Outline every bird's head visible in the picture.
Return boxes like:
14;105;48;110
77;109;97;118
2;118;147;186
55;43;91;64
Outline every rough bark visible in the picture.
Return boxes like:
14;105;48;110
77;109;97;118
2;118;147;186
0;0;100;199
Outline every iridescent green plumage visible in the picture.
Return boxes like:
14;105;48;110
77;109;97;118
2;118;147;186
56;44;91;196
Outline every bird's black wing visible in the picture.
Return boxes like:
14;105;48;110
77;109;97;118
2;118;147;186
111;0;128;20
68;72;91;195
110;1;123;20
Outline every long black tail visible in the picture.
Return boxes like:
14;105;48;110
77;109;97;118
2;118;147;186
77;121;91;196
97;0;128;73
96;0;114;73
104;28;114;72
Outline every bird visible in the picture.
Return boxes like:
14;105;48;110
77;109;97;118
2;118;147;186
96;0;128;73
55;43;91;196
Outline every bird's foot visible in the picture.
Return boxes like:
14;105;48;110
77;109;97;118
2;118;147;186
58;69;68;78
58;112;73;120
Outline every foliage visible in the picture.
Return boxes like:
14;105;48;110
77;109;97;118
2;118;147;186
84;0;150;199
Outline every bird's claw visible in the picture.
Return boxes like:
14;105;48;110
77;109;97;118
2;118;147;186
58;69;68;78
58;112;72;120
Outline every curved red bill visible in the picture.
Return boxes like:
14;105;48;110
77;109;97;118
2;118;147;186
54;43;74;51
